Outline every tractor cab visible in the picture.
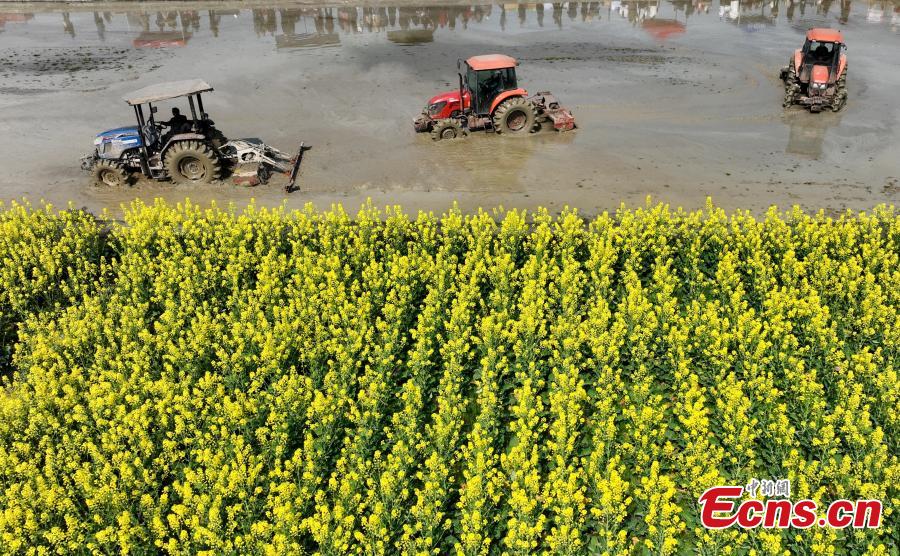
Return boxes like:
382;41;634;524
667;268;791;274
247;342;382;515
459;55;526;116
796;29;845;87
122;80;226;172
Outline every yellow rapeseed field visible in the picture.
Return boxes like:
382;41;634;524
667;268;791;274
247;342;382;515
0;199;897;555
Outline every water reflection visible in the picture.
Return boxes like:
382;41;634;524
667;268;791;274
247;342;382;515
0;0;897;43
783;110;842;158
276;32;340;49
0;12;32;36
140;31;191;47
719;0;776;30
387;29;435;45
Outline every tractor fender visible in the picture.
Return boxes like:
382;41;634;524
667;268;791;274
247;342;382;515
489;88;528;115
119;148;143;169
838;53;847;77
793;49;803;72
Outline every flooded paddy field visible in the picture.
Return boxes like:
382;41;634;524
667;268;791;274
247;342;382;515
0;0;898;215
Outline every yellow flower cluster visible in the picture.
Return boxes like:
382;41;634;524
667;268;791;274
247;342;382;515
0;199;897;554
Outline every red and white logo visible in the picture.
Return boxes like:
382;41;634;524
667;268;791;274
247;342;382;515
698;480;882;530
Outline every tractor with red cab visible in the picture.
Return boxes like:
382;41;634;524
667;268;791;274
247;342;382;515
413;54;576;141
781;28;848;112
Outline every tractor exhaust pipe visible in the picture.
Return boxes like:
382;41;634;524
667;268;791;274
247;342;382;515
457;58;465;117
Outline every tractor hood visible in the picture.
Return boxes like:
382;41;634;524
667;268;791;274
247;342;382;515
424;88;471;118
428;90;463;106
95;126;142;145
93;126;144;159
810;65;830;84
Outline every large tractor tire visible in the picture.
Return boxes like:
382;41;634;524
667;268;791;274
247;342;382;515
431;119;468;141
832;66;847;112
91;159;129;187
164;140;222;184
493;97;537;135
782;60;800;108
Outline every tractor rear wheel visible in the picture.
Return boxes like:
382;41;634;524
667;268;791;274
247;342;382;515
164;140;222;184
832;66;847;112
431;119;467;141
91;159;129;187
783;60;800;108
493;97;536;135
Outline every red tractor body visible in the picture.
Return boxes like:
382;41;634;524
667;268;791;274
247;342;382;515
414;54;576;141
421;89;469;121
781;28;848;112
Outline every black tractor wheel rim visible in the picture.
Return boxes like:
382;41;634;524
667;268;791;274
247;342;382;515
100;169;119;186
508;110;527;131
179;157;206;180
441;127;456;139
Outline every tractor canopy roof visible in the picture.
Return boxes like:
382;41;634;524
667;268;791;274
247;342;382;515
806;28;843;43
466;54;517;71
123;79;213;106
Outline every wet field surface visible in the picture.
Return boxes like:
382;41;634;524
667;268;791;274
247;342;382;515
0;1;898;215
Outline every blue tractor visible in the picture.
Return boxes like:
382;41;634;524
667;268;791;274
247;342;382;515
82;79;308;191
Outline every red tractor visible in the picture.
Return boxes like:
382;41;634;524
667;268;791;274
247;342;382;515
781;28;848;112
413;54;576;141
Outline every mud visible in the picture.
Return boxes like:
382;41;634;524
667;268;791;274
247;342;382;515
0;1;898;216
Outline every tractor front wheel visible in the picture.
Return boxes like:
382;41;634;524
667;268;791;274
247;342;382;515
493;97;537;135
782;60;799;108
431;119;467;141
832;66;848;112
164;141;222;184
91;159;129;187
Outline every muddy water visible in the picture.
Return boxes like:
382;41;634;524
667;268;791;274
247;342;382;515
0;1;898;216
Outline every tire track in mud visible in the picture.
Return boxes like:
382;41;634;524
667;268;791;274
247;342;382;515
518;43;693;71
0;46;166;94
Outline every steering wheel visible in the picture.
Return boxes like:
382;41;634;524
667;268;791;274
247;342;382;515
143;122;160;146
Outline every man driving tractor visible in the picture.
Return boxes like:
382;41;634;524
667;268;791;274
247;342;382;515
162;107;189;133
481;70;504;99
811;43;832;63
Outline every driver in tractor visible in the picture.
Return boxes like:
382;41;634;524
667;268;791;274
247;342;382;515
811;43;831;63
162;107;189;134
480;70;504;103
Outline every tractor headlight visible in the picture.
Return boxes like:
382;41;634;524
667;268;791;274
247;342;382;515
93;136;103;146
428;101;447;116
